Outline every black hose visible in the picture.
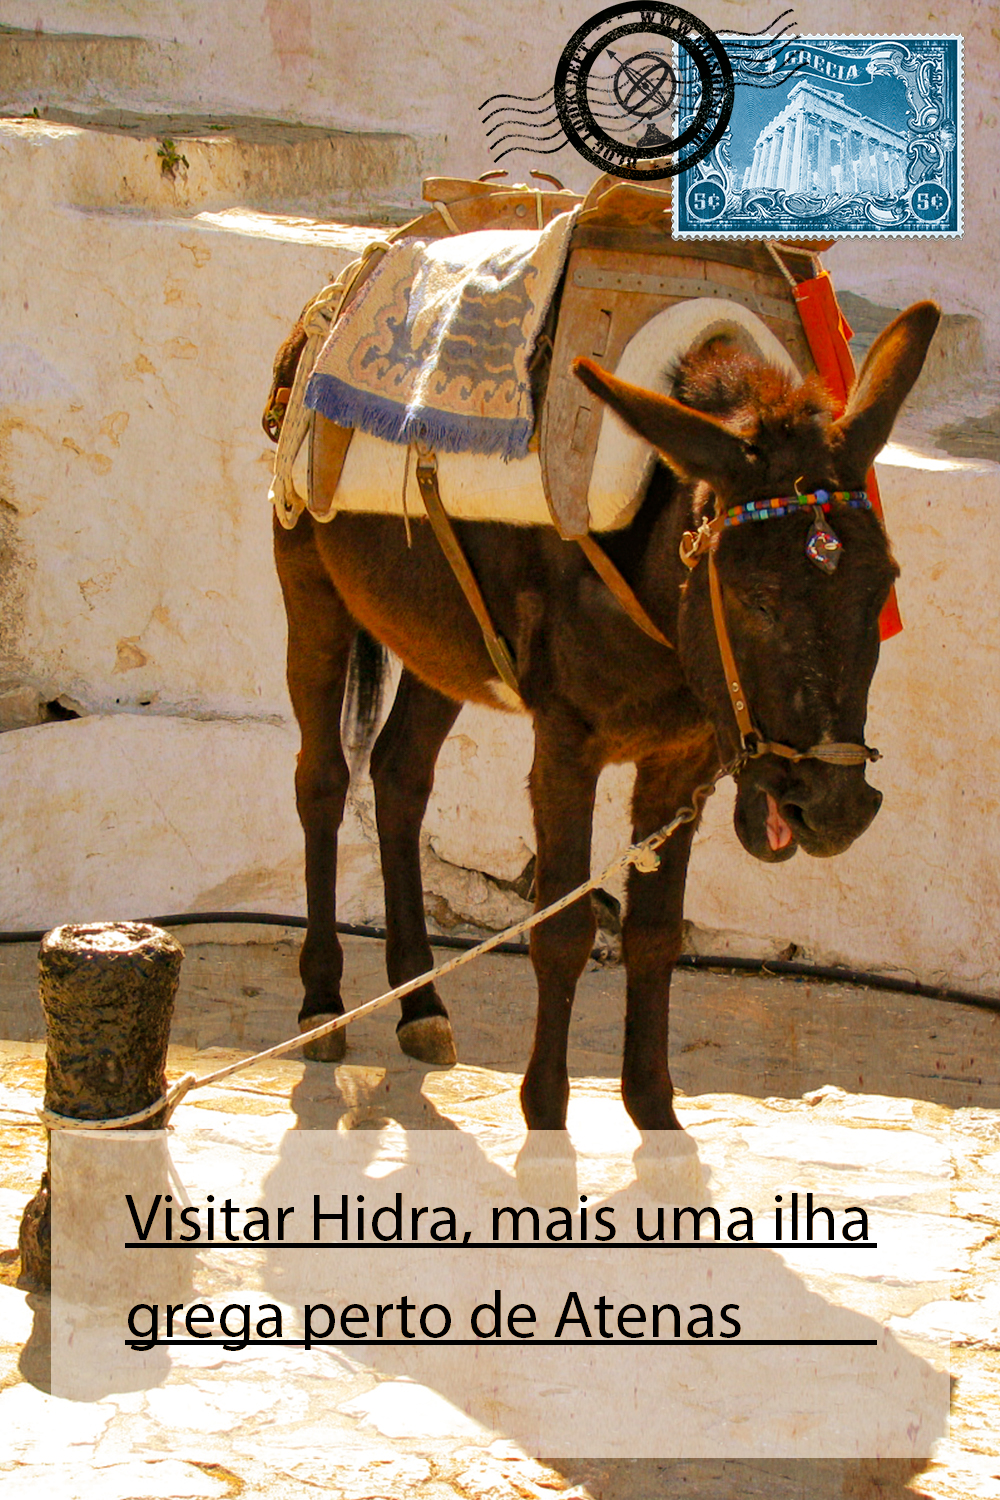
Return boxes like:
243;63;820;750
0;912;531;955
1;910;996;1012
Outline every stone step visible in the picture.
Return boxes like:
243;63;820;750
0;22;424;223
2;112;421;221
1;118;997;991
0;116;383;731
0;27;169;115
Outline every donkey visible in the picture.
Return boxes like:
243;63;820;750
273;300;939;1131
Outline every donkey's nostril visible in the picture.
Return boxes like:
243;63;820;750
782;801;807;829
781;780;882;849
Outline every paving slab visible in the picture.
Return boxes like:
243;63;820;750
1;932;998;1499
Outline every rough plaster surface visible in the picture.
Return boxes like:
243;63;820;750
0;12;997;989
0;122;377;718
1;989;999;1499
3;1;997;352
0;715;381;932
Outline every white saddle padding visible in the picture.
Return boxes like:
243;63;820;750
300;299;803;532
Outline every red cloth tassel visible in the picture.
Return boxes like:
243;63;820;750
793;269;902;641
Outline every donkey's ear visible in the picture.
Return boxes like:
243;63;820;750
832;301;940;476
573;357;753;487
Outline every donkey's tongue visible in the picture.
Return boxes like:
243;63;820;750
766;793;794;851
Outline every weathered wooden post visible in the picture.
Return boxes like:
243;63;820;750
18;922;184;1287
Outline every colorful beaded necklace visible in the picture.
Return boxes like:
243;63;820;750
720;488;870;575
720;488;870;529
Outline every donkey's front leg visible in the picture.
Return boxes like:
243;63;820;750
521;715;602;1131
621;747;715;1131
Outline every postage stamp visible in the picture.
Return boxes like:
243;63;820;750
673;35;963;237
482;3;830;183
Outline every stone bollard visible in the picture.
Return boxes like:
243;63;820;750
18;922;184;1288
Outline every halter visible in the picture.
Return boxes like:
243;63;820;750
680;489;881;768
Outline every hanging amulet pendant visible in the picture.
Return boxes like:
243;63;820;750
806;505;842;573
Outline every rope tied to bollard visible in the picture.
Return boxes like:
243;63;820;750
37;1073;200;1132
37;764;729;1134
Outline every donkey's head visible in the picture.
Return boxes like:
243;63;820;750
574;301;939;862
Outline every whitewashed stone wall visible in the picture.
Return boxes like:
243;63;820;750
3;1;996;349
1;4;997;993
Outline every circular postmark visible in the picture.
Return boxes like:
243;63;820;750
554;3;734;182
612;51;677;119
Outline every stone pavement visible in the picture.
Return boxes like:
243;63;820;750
1;929;999;1500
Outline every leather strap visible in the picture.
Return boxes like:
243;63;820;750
309;414;355;520
708;544;755;745
576;534;673;649
414;455;522;701
707;542;878;765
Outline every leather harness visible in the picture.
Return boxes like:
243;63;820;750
265;175;881;768
412;442;880;773
411;451;672;700
414;451;520;694
679;493;881;768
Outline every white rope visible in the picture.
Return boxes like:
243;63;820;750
432;200;461;234
38;769;725;1132
765;241;798;290
400;441;414;547
38;1072;199;1132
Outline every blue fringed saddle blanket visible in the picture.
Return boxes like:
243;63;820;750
304;211;578;461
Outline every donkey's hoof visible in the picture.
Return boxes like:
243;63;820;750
397;1015;457;1067
299;1015;347;1063
633;1132;706;1202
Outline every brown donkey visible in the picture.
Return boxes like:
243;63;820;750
273;302;939;1132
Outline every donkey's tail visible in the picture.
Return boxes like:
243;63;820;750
344;627;388;762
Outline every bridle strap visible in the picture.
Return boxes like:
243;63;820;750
707;542;755;745
577;489;879;769
704;534;880;767
680;489;872;569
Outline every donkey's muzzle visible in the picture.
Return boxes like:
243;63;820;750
776;774;882;859
735;765;882;862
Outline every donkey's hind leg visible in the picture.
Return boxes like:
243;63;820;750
274;514;355;1062
369;670;461;1066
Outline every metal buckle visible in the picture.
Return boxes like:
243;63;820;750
679;517;714;569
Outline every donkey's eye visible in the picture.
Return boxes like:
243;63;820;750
738;594;779;626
